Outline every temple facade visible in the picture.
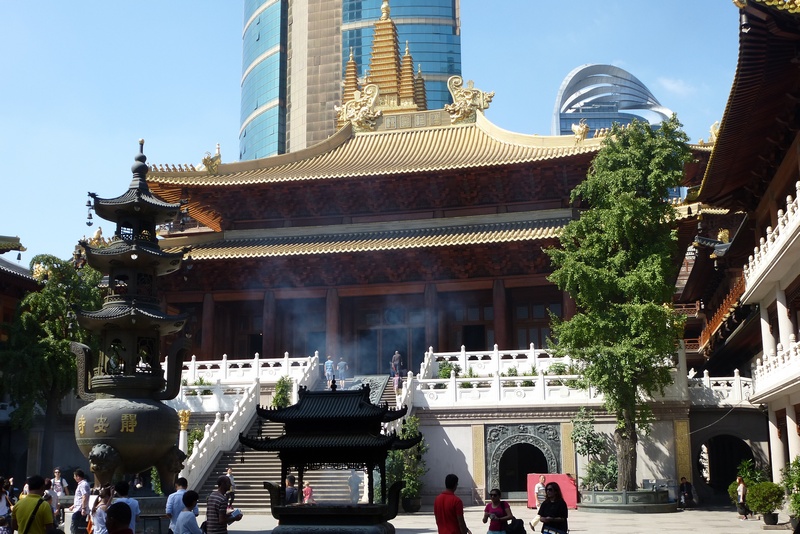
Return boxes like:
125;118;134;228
140;2;751;504
674;0;800;484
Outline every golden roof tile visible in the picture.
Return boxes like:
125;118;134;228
147;113;604;188
163;212;569;260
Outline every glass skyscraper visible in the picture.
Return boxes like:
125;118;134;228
551;64;672;137
240;0;461;161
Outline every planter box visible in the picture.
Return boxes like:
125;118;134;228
580;490;677;514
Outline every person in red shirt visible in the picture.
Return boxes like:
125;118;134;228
434;474;471;534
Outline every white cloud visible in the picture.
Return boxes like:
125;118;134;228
657;77;695;98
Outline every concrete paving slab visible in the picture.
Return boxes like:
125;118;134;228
227;506;793;534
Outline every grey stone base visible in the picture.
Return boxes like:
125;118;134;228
270;522;395;533
579;490;678;514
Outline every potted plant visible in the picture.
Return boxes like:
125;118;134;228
390;416;428;513
781;456;800;528
746;481;784;525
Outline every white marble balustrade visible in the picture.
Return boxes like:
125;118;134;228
431;344;553;378
179;379;260;490
751;336;800;400
743;181;800;294
167;351;320;388
687;369;752;406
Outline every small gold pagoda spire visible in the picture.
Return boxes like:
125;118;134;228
399;41;416;106
343;48;360;100
414;64;427;111
368;0;401;100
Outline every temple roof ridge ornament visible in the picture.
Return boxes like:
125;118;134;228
201;143;221;174
698;120;721;146
571;118;589;144
335;84;383;132
444;76;494;124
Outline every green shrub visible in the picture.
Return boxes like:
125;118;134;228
546;362;580;387
739;458;769;484
438;361;461;379
782;457;800;516
187;427;204;456
193;376;213;395
150;466;162;495
378;416;428;499
460;367;478;388
746;481;784;514
435;362;461;389
272;376;292;408
583;457;617;490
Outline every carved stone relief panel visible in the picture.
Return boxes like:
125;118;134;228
485;423;561;493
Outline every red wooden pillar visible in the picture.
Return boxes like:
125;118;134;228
326;288;340;358
493;279;508;348
200;292;214;360
262;290;275;358
424;283;438;351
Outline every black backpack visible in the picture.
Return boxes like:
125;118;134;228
506;517;526;534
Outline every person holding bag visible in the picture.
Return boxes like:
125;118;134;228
482;489;512;534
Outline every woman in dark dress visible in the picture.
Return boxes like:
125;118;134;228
537;481;568;533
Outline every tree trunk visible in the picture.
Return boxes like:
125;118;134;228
40;391;61;474
614;407;638;491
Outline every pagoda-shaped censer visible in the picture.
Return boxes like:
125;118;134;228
70;140;190;491
240;382;421;533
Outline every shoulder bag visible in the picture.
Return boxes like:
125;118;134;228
22;498;46;534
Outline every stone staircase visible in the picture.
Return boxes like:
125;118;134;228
195;375;394;514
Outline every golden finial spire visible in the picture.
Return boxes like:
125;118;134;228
381;0;390;20
405;41;410;56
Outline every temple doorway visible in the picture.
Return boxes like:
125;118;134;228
485;423;561;499
498;443;548;497
699;434;754;493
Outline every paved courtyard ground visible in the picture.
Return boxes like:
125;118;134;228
228;505;794;533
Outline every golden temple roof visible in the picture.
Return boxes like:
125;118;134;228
739;0;800;14
147;112;605;188
162;211;569;260
0;235;26;254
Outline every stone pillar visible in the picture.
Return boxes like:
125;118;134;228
776;287;794;350
262;290;275;358
492;280;508;348
472;424;486;498
425;283;438;350
178;409;191;455
787;404;800;462
326;288;340;358
561;422;575;477
769;406;787;481
760;302;777;358
674;419;692;480
201;292;215;359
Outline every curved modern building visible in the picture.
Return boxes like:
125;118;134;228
551;64;672;137
240;0;461;161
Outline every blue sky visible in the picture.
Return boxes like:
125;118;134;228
1;1;740;262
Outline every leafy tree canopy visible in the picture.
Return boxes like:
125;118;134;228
546;116;691;488
0;254;102;429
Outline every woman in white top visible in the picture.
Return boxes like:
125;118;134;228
91;486;113;534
